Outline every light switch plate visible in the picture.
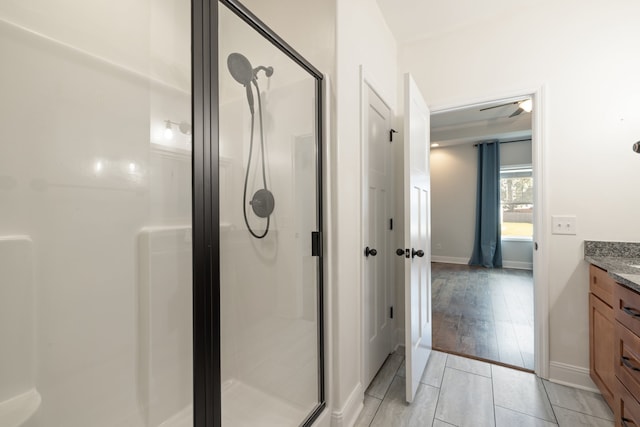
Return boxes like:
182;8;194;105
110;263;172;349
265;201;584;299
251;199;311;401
551;215;576;235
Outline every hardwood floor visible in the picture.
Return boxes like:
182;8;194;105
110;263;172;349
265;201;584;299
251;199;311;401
431;262;534;370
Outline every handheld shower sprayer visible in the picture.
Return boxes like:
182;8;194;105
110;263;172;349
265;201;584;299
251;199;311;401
227;52;275;239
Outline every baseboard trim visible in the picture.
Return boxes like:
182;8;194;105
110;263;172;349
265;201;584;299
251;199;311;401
330;383;363;427
502;260;533;270
548;361;599;393
431;256;467;265
431;256;533;270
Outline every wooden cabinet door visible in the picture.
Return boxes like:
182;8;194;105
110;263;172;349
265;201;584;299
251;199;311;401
590;293;615;408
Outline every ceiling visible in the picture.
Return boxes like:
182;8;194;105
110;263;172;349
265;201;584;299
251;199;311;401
373;0;535;147
431;99;532;147
375;0;535;44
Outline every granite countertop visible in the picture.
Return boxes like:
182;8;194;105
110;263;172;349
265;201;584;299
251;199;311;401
584;241;640;292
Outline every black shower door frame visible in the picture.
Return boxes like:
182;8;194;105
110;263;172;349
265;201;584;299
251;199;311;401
192;1;325;426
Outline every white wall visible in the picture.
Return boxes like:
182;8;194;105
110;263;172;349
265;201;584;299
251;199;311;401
400;0;640;387
430;144;477;261
502;140;532;167
430;141;533;268
334;0;398;424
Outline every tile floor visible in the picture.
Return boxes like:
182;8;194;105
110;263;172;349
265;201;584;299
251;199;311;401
355;348;614;427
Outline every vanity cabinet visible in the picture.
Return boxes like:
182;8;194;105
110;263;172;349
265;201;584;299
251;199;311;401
615;378;640;427
613;282;640;426
589;265;616;408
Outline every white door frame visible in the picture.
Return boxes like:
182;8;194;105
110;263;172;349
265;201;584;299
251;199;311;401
429;85;549;379
359;65;396;387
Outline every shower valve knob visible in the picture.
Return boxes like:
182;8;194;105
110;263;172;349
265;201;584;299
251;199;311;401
364;246;377;257
412;249;425;258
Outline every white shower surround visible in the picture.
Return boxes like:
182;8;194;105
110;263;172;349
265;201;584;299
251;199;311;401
0;2;194;425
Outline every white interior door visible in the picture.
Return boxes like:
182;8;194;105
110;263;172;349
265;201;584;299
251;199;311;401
403;73;432;403
363;83;393;387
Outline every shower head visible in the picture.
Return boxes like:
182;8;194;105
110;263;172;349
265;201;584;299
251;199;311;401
227;53;254;86
227;53;274;116
227;52;274;85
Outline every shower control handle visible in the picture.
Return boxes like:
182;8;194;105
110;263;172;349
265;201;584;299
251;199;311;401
412;248;424;258
364;246;377;257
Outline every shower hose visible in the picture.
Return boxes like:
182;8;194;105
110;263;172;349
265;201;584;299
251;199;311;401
242;80;270;239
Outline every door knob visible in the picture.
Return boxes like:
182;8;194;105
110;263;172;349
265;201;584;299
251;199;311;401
365;246;377;257
411;248;424;258
396;248;406;256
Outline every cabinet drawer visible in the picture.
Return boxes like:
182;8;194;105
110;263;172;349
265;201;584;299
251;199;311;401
615;379;640;427
615;284;640;338
591;264;614;307
616;321;640;400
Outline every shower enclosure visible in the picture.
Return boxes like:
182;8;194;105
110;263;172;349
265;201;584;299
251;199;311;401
0;0;324;426
210;1;326;425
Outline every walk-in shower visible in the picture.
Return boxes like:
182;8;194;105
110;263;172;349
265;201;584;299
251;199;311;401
216;2;325;425
1;0;323;426
227;52;275;238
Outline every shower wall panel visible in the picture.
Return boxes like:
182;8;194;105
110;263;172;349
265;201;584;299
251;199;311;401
0;1;192;426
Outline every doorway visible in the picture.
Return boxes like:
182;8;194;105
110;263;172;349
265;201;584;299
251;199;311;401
429;95;541;372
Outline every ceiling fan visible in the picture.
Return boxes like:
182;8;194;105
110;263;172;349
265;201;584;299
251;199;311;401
480;99;533;118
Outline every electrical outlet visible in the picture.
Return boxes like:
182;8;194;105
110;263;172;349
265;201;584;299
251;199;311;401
551;215;577;235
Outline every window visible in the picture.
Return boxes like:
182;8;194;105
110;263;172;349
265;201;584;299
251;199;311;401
500;166;533;239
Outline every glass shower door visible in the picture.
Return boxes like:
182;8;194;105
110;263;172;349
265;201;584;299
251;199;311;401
218;2;324;426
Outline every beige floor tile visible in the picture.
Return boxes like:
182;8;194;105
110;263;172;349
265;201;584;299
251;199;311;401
370;376;439;427
354;395;382;427
492;365;555;423
543;380;613;421
553;406;614;427
365;353;404;399
495;406;558;427
446;353;491;377
435;367;494;427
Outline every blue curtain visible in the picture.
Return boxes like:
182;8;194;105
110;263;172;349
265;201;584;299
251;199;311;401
469;142;502;268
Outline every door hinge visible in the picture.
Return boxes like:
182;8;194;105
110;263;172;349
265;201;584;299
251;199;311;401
389;218;393;230
389;129;397;142
390;306;394;319
311;231;322;257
